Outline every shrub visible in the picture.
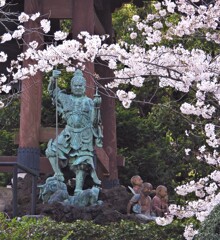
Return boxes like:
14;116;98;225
195;204;220;240
0;213;185;240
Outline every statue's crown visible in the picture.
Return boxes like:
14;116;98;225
71;69;86;84
74;69;83;77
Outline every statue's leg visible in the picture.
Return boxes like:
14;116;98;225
48;156;64;182
74;167;87;195
46;139;64;182
90;168;101;186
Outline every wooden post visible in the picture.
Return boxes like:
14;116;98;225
72;0;95;98
17;0;43;172
95;0;119;188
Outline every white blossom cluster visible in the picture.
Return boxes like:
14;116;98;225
175;169;220;198
155;214;174;226
196;149;220;167
108;4;220;239
183;224;198;240
103;4;220;236
0;0;5;8
5;32;107;82
171;168;220;238
0;10;52;106
0;73;10;95
204;123;220;148
170;191;220;222
0;12;41;45
116;90;136;108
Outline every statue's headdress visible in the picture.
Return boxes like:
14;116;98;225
71;69;86;85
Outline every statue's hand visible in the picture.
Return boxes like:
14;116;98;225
93;95;102;107
93;88;102;107
52;69;61;78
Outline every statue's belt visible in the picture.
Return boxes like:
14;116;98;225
65;125;92;133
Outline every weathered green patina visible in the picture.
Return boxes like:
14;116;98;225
45;69;103;197
39;176;102;207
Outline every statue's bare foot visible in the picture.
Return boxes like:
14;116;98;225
94;179;101;185
91;172;101;186
54;173;64;182
93;177;101;186
74;189;83;196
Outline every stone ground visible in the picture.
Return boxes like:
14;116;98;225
2;174;143;224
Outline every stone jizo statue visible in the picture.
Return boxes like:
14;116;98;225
129;175;143;194
45;69;103;195
127;181;156;221
152;185;169;217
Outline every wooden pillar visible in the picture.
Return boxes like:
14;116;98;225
100;69;119;187
17;0;43;172
72;0;95;98
95;0;119;188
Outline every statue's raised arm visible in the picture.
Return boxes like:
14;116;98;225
48;70;61;97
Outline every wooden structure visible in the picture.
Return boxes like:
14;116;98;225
0;0;143;188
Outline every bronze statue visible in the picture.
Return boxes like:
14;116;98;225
45;69;103;195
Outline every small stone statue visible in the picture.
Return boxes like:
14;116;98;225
152;185;169;217
45;69;103;195
127;182;156;221
129;175;143;194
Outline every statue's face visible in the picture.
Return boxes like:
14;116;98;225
159;187;167;198
132;176;143;186
71;79;86;96
142;186;151;196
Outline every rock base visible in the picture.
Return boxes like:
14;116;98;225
0;187;12;212
4;174;143;224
